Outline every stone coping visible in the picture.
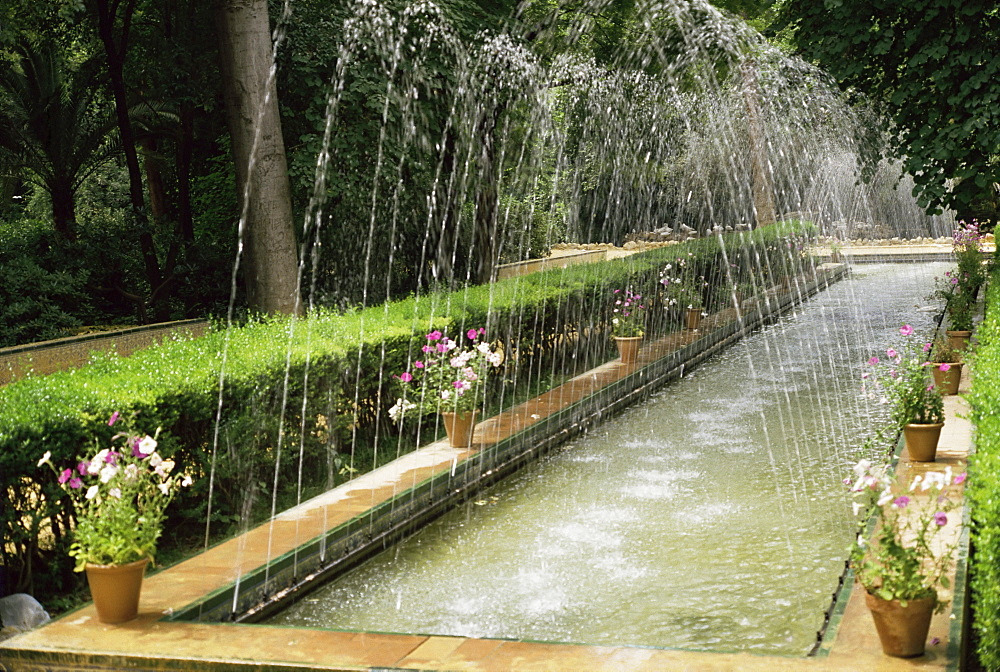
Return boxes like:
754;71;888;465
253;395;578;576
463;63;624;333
1;264;971;671
0;319;209;385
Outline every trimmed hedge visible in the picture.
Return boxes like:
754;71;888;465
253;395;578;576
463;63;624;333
968;267;1000;670
0;221;814;604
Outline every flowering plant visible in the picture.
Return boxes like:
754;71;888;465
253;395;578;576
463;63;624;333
929;335;960;364
610;288;647;337
931;270;975;332
37;413;192;572
391;328;502;417
862;324;944;426
952;219;986;291
846;458;964;609
659;260;704;311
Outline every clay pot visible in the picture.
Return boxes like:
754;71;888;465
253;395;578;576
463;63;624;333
685;308;702;331
946;330;971;353
613;336;643;365
930;362;963;396
865;591;936;658
85;557;149;624
441;410;479;448
903;423;944;462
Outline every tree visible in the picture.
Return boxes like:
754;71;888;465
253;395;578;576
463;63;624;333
214;0;301;315
779;0;1000;219
0;40;114;238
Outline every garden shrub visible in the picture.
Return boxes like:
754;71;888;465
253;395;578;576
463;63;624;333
0;220;814;604
968;266;1000;670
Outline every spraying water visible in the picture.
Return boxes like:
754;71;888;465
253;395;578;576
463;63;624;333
266;262;946;655
210;0;955;644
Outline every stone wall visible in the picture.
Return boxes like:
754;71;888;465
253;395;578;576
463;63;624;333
0;320;209;385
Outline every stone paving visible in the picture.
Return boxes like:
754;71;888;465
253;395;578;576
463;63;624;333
0;269;971;672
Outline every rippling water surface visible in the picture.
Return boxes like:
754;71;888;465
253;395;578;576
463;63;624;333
268;263;947;655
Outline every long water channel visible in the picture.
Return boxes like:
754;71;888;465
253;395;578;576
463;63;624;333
268;262;947;656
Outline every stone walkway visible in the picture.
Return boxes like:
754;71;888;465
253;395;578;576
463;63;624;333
0;272;971;672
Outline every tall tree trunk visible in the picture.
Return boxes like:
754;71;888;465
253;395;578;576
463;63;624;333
50;177;77;240
214;0;301;315
94;0;168;321
741;59;777;228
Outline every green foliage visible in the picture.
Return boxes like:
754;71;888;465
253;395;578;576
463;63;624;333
967;266;1000;669
780;1;1000;218
0;218;96;345
0;38;116;236
497;195;567;262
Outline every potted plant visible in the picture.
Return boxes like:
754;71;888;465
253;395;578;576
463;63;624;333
952;219;986;295
392;328;502;447
928;335;962;396
609;287;647;364
933;270;975;351
659;264;705;331
846;459;965;657
37;413;193;623
863;324;945;461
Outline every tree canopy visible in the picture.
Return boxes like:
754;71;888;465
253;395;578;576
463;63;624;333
779;0;1000;221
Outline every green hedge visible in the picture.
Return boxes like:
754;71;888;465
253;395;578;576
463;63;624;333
968;267;1000;669
0;220;814;604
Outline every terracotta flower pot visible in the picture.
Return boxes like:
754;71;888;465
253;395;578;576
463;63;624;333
613;336;643;365
946;330;971;353
685;308;702;331
85;557;149;624
865;591;936;658
904;422;944;462
931;362;963;396
441;410;478;448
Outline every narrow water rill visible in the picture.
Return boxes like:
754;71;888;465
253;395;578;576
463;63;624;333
266;262;947;656
1;0;978;669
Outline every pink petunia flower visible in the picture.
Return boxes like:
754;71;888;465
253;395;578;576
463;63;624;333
939;363;951;372
899;324;914;336
399;371;413;382
108;411;120;426
934;512;948;526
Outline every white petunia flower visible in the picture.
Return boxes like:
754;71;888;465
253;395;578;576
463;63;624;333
99;464;118;483
138;436;157;455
